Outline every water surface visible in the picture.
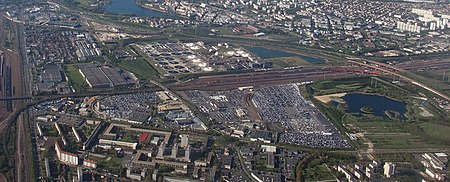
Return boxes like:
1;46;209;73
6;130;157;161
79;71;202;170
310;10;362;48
105;0;174;18
342;93;406;119
245;46;325;64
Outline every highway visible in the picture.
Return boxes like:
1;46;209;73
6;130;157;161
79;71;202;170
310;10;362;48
0;95;32;101
348;60;450;101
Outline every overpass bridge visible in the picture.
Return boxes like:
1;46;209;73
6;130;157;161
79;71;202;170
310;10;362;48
0;96;33;101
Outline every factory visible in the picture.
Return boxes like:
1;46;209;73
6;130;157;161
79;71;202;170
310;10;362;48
79;66;136;88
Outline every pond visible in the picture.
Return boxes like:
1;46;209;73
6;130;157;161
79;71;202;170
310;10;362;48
104;0;174;18
245;46;325;64
342;93;407;119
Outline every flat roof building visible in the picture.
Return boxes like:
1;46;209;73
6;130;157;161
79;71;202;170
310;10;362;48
79;66;134;88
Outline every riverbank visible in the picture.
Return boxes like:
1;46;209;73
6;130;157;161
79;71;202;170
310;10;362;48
314;93;347;103
138;1;188;19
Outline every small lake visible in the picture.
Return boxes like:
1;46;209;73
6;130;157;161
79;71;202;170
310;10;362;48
342;93;406;119
245;46;325;64
104;0;174;18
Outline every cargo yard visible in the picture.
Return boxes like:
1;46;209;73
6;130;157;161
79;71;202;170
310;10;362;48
0;48;22;115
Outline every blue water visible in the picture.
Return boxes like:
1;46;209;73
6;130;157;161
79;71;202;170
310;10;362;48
245;46;325;64
104;0;174;18
342;93;406;118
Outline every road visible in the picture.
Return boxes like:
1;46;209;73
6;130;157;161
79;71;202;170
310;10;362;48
348;60;450;101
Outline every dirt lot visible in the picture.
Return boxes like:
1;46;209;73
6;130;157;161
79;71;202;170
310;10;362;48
314;93;347;103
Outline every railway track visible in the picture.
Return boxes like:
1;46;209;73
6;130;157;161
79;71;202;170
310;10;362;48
396;60;450;70
349;60;450;101
170;68;369;91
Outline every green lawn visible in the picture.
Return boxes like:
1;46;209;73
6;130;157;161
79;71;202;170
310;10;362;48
119;58;160;81
418;122;450;142
367;134;440;149
312;79;370;95
270;57;313;68
89;155;123;174
64;64;87;92
302;159;336;182
345;119;446;149
350;120;407;133
310;77;450;150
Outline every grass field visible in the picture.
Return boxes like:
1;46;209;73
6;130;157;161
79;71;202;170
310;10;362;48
344;118;446;149
270;57;313;68
350;120;407;133
310;77;450;150
302;159;336;181
418;122;450;142
312;79;370;95
414;68;450;95
119;58;160;81
64;64;87;92
89;155;123;174
303;164;335;181
367;134;440;149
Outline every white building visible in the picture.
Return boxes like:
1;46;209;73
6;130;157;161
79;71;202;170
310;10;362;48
83;159;97;169
261;145;277;153
55;142;79;165
98;139;138;150
397;22;421;33
72;127;81;142
425;168;445;181
180;135;189;148
384;162;395;178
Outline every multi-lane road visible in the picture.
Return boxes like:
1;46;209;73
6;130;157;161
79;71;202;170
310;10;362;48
348;59;450;101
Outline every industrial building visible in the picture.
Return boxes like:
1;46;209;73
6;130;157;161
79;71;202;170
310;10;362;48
39;64;64;84
79;66;136;88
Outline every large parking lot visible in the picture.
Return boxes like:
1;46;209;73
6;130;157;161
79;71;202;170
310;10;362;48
252;84;350;148
182;84;350;148
181;89;252;123
99;92;159;122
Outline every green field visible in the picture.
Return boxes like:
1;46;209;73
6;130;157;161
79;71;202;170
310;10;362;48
302;161;335;181
312;79;370;95
270;57;313;68
367;134;440;149
309;77;450;150
417;122;450;143
88;155;123;174
343;117;444;149
64;64;87;92
119;58;160;81
347;119;407;133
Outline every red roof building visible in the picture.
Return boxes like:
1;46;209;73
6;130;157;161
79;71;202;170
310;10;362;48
139;132;149;143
